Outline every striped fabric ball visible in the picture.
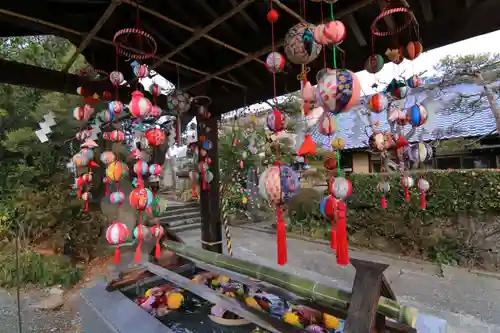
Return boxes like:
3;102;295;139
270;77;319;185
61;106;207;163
267;108;286;132
110;191;125;205
106;222;129;245
264;166;299;204
332;177;352;200
108;100;124;116
365;54;384;74
367;93;388;113
407;104;428;126
128;90;152;119
133;224;150;240
407;75;422;88
151;225;164;239
133;160;149;176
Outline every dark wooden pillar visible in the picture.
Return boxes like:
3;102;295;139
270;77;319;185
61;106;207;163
344;259;389;333
196;113;222;254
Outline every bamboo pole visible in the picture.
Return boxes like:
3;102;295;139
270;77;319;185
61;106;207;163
62;0;120;72
0;8;245;89
121;0;265;66
164;241;419;328
220;183;233;256
148;0;256;71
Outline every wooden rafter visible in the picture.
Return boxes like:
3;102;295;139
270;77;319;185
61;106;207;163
62;0;119;72
420;0;434;22
182;0;375;91
148;0;256;71
0;8;245;89
140;21;192;62
120;0;265;66
227;0;260;32
346;14;367;46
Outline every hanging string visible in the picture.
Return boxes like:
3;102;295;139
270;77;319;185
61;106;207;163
320;1;326;69
330;4;337;69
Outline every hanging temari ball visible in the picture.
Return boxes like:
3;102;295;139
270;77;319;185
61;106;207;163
317;69;361;114
402;41;423;60
267;108;286;133
367;93;388;114
407;75;422;88
265;52;286;73
365;55;384;74
129;90;152;119
109;71;124;86
264;165;299;204
167;90;191;114
407;104;428;126
284;22;322;65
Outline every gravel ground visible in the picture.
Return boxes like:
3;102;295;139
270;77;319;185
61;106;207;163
0;288;81;333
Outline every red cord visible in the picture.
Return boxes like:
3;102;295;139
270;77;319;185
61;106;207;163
320;1;326;69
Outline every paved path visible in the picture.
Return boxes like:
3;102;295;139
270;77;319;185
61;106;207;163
178;227;500;333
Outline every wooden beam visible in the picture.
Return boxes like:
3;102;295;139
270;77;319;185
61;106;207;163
183;0;371;91
62;0;119;72
227;0;260;32
0;8;245;88
271;0;305;23
121;0;264;65
149;0;256;71
466;0;476;8
140;21;192;63
420;0;434;22
181;40;284;91
345;14;367;46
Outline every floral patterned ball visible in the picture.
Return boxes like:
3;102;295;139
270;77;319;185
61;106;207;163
167;90;191;114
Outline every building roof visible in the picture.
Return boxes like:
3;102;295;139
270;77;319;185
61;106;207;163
310;83;498;151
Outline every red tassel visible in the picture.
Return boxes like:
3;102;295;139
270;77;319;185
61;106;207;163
330;219;337;250
420;190;426;209
303;100;310;116
134;225;143;263
84;199;88;212
381;195;387;209
155;239;161;259
105;183;109;196
297;134;317;156
192;181;197;198
335;201;349;266
114;245;120;265
404;187;410;202
276;206;287;266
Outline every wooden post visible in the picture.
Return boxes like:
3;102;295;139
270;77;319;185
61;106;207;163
344;259;389;333
197;114;223;254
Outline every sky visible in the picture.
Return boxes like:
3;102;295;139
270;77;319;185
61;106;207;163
161;29;500;148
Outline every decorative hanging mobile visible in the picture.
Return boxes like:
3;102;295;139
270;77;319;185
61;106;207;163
167;89;191;145
106;221;129;265
193;96;213;193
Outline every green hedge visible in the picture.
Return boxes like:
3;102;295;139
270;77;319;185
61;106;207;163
289;170;500;269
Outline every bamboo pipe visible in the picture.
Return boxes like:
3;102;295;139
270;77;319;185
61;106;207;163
164;241;419;328
121;0;266;66
62;0;120;72
0;8;245;89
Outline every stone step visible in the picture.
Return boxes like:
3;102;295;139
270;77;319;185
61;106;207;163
162;216;201;228
170;222;201;233
163;206;200;216
160;211;201;223
165;202;199;212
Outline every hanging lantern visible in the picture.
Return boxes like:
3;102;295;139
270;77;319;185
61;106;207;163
417;179;430;209
267;108;286;132
150;224;165;259
106;161;128;181
331;138;345;150
100;151;116;165
264;165;300;266
407;75;422;88
108;100;124;116
149;164;162;176
318;113;338;136
407;104;428;126
284;22;322;65
369;132;394;152
150;105;162;118
265;52;286;73
331;177;351;265
106;222;129;264
128;90;152;119
167;90;191;114
402;41;423;60
316;20;346;45
379;181;390;209
145;128;166;146
365;55;384;74
367;93;389;114
109;71;124;86
131;61;149;78
316;69;361;114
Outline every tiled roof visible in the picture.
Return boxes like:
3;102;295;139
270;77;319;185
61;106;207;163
310;83;497;151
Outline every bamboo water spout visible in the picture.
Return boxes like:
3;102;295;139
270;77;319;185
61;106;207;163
164;241;418;328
